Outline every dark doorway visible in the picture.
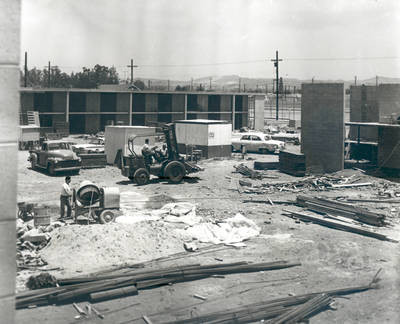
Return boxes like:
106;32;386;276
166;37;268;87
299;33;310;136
69;115;86;134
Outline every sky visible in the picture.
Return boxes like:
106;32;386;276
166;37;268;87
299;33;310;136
21;0;400;81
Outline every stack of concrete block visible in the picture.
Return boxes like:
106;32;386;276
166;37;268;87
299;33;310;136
301;83;344;173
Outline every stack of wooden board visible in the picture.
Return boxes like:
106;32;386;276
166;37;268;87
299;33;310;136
296;195;386;226
279;150;306;176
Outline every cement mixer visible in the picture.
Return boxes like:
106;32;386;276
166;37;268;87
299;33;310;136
73;180;120;224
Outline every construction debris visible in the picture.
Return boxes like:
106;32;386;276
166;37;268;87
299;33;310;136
161;271;380;324
283;209;397;243
234;164;263;179
16;260;301;309
296;195;386;226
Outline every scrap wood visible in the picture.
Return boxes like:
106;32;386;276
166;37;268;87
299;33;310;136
161;271;381;324
143;315;153;324
296;195;386;226
16;261;301;309
73;302;86;316
243;198;296;205
330;182;372;188
282;209;397;243
346;198;400;203
270;293;332;324
91;305;105;319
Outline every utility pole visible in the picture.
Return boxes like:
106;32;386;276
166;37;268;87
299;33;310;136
127;59;138;84
209;77;212;90
238;78;241;92
191;78;193;91
270;50;282;120
148;80;151;89
24;52;28;87
243;83;246;92
354;76;357;86
167;80;170;91
376;76;378;87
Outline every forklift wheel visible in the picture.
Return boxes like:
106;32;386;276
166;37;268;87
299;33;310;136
165;161;185;183
99;209;116;224
134;168;150;185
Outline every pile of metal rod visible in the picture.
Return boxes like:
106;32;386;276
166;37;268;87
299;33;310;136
160;271;380;324
16;260;301;309
296;195;386;226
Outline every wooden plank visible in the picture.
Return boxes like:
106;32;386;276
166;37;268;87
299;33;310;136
283;209;397;243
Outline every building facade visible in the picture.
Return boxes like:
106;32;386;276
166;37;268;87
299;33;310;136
20;88;263;134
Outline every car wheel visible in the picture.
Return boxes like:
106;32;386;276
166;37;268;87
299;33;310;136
99;209;116;224
134;168;150;185
165;161;185;183
47;163;55;176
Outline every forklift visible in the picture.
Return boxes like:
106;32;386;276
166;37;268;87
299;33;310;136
119;123;203;185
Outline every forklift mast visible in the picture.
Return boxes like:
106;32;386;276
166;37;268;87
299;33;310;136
162;123;180;161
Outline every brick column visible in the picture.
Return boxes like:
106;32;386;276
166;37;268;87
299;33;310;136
0;0;20;322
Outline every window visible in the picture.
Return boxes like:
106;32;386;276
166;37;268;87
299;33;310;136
240;135;250;140
251;135;261;141
264;135;272;141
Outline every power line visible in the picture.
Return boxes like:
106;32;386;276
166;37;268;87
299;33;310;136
21;56;400;70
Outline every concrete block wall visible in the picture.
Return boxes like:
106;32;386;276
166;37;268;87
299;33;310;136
116;93;130;125
301;83;344;173
171;94;185;121
349;85;378;141
377;84;400;123
378;126;400;169
0;0;20;322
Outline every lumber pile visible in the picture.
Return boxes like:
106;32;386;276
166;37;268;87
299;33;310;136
296;195;386;226
161;272;380;324
279;150;306;177
16;260;300;309
254;161;279;170
283;209;397;243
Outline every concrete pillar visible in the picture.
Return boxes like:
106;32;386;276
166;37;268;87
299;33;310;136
184;94;188;119
301;83;344;173
0;0;20;322
232;95;236;130
66;91;69;123
129;92;132;125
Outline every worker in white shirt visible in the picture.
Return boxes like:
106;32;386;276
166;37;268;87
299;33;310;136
60;176;73;219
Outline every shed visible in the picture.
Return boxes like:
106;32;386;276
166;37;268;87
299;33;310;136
175;119;232;158
105;126;156;164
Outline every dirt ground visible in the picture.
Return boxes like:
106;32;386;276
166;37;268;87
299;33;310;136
15;146;400;323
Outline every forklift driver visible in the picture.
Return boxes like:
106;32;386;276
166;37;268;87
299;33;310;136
142;139;154;165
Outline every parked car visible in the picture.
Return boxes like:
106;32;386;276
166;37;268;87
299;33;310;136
72;138;105;154
232;132;285;154
29;140;81;175
271;132;301;145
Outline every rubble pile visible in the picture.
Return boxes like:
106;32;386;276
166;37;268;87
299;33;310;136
16;219;65;271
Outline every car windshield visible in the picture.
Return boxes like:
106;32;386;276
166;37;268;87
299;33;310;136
264;135;272;141
48;143;71;150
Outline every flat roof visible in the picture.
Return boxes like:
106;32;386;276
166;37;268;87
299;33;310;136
175;119;231;125
19;87;259;96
